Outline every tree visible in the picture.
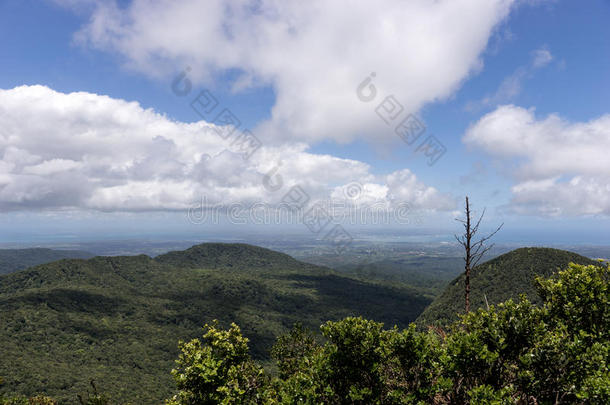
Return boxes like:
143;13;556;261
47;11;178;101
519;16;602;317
455;196;503;313
167;321;267;405
271;323;318;379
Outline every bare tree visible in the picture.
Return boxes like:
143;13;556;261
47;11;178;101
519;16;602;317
455;196;503;313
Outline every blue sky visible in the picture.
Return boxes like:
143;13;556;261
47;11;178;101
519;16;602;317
0;0;609;244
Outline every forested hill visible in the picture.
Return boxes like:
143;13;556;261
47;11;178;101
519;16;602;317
417;247;600;326
155;242;307;271
0;248;94;275
0;243;431;404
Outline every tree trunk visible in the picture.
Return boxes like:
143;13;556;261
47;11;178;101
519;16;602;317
465;196;471;314
455;196;502;315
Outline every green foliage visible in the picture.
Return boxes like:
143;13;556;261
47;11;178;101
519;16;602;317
440;262;610;404
537;262;609;337
378;324;444;404
0;381;115;405
320;317;386;403
155;243;305;272
2;246;608;404
418;247;600;326
164;262;610;404
167;322;266;405
466;385;514;405
334;256;464;296
0;243;429;403
77;381;111;405
0;395;57;405
270;323;318;379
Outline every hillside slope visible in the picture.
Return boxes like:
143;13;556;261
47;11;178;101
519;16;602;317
0;248;94;275
0;243;430;404
333;256;463;295
417;247;599;326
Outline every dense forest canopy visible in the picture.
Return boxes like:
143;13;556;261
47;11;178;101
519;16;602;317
0;244;430;403
2;260;608;404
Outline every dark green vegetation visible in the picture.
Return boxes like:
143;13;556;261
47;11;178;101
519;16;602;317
0;248;94;275
0;243;430;404
417;247;599;326
300;244;468;297
164;262;610;404
333;256;463;295
155;243;312;271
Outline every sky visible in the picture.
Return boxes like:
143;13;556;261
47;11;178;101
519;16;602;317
0;0;609;244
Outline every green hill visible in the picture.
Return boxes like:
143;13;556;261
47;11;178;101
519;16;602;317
417;247;599;326
0;248;94;275
0;243;431;404
155;242;306;271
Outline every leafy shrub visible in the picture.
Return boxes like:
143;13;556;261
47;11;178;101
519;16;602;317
166;321;267;405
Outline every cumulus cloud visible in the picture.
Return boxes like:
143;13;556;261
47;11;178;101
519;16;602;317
0;85;453;213
61;0;520;144
329;169;455;212
464;105;610;216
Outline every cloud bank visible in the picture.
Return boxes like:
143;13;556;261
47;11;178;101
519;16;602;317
464;105;610;216
67;0;519;143
0;85;454;212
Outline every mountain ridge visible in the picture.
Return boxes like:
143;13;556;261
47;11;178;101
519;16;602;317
155;242;314;272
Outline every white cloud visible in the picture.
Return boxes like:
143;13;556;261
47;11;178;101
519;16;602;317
63;0;520;144
329;169;455;212
464;105;610;216
0;85;454;213
532;46;553;68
